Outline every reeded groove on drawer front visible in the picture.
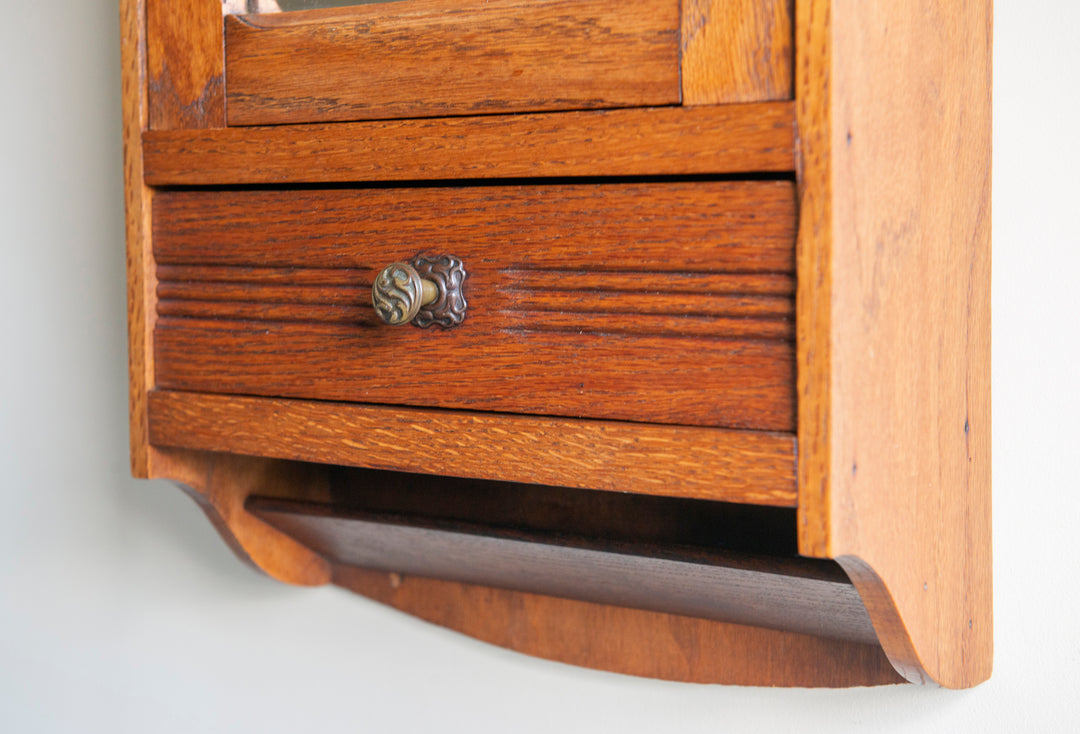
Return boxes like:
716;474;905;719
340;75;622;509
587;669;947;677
141;103;796;186
147;391;798;506
152;182;797;430
225;0;681;125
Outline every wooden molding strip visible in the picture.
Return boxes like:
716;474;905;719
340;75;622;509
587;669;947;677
121;0;155;477
142;102;796;185
148;391;797;506
794;0;832;556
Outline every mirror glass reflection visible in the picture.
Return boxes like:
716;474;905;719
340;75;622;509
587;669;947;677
224;0;409;13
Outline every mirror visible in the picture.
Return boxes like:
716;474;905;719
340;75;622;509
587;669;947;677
224;0;409;12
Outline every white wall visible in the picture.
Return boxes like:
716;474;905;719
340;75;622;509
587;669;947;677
2;2;1077;731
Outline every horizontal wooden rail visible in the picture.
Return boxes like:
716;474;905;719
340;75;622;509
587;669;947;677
148;391;798;506
142;102;796;185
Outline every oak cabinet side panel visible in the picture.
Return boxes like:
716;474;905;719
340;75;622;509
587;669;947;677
797;0;993;688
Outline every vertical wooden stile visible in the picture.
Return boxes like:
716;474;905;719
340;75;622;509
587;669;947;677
795;0;993;688
121;0;154;476
147;0;226;128
681;0;794;104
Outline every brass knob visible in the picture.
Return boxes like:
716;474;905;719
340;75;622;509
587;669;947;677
372;255;467;328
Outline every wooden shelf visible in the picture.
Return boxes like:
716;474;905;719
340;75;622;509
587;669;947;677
242;454;879;644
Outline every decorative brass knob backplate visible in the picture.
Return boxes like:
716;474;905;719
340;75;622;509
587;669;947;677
372;255;467;328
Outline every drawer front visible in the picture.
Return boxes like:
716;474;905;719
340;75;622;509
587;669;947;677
152;181;796;430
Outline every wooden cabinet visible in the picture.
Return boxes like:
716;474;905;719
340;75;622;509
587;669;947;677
123;0;991;688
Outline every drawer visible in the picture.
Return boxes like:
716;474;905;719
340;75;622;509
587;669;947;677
152;181;796;430
219;0;793;126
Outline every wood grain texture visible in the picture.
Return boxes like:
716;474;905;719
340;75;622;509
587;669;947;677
146;447;895;687
149;448;333;586
121;0;154;477
139;444;895;685
152;183;796;272
681;0;793;104
249;496;877;644
147;391;798;506
225;0;680;125
794;0;832;559
147;0;224;128
795;0;993;688
152;183;796;429
142;102;796;185
154;326;793;429
334;565;903;686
